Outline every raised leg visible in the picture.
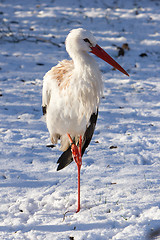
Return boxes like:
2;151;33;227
67;134;82;213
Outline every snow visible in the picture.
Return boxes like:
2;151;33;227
0;0;160;239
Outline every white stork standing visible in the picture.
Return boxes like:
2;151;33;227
42;28;129;213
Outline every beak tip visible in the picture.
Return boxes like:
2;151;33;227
125;72;130;77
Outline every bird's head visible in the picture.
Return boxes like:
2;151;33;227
65;28;97;55
65;28;129;77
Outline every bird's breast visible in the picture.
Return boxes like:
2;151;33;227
46;62;103;136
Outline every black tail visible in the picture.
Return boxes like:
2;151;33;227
57;110;98;171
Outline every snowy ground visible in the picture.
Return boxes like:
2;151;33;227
0;0;160;239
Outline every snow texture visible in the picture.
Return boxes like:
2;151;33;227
0;0;160;239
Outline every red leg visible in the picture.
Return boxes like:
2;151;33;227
76;135;82;213
79;135;82;158
67;134;82;213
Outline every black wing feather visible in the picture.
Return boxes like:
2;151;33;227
57;110;98;171
57;147;72;171
42;105;47;115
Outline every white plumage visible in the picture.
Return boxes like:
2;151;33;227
42;28;103;151
42;28;129;212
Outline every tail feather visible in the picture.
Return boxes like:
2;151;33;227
57;110;98;171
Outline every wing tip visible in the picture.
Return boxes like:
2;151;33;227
56;147;73;171
57;165;62;171
42;105;47;115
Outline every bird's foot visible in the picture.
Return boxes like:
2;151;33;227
67;134;82;168
71;142;82;168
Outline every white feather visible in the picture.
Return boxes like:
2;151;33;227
42;28;103;151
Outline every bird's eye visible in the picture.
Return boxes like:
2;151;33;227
83;38;91;44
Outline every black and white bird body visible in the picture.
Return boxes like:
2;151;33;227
42;28;129;212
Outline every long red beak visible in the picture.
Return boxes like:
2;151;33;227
90;44;129;77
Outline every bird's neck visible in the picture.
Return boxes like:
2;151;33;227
71;50;103;102
71;51;95;71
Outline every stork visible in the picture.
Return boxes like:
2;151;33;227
42;28;129;213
